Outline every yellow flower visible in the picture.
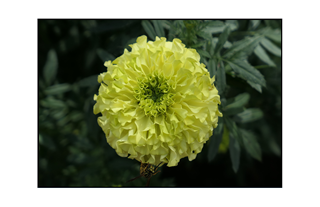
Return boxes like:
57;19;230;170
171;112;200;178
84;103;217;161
93;35;222;167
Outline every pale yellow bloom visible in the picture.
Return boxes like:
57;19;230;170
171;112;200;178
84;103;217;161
93;35;222;167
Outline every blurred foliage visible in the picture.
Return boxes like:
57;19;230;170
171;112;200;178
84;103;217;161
39;19;281;187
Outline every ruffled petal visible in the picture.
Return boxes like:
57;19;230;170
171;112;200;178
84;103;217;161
93;35;222;167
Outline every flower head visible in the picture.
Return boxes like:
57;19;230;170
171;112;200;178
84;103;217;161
93;35;222;167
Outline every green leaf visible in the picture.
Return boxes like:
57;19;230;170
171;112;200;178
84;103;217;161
259;27;281;43
247;81;262;93
218;126;230;153
204;20;238;34
52;108;68;120
197;30;212;41
261;37;281;57
40;97;66;109
225;93;250;110
269;137;281;157
39;134;56;151
43;49;58;86
214;26;231;55
208;118;224;162
216;61;226;94
264;20;280;29
224;115;236;129
167;20;181;40
201;58;208;67
254;44;276;67
240;129;262;161
208;59;216;78
45;83;71;95
224;117;241;145
223;35;263;60
141;20;156;40
203;20;225;34
57;115;70;126
264;28;281;43
168;29;175;41
96;48;115;63
228;59;266;87
223;41;232;49
209;38;217;56
69;111;84;122
229;134;240;173
210;38;232;55
77;75;99;87
250;20;261;30
66;99;77;108
260;123;281;156
175;20;185;28
189;42;206;49
234;108;264;123
225;20;238;30
151;20;165;37
220;98;227;107
223;107;245;116
197;49;211;59
224;64;232;74
161;20;171;30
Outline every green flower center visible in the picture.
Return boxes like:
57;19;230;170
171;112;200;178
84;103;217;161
134;73;175;117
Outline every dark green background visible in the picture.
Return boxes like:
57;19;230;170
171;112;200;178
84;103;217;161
38;19;281;187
